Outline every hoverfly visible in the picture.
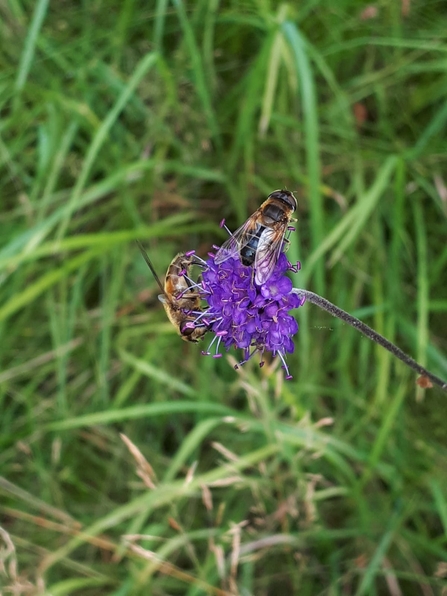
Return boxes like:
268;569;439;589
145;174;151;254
136;242;207;343
214;189;297;285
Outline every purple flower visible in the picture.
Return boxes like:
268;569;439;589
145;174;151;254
198;252;304;379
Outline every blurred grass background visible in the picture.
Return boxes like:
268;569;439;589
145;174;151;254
1;1;447;594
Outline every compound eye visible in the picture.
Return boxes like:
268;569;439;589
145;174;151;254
180;321;196;338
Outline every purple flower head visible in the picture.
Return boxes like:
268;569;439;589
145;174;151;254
199;252;304;379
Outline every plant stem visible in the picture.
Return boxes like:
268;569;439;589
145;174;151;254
294;289;447;392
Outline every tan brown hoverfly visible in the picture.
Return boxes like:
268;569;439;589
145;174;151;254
136;242;207;343
214;189;297;285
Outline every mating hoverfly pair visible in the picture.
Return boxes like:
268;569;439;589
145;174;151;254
137;189;297;342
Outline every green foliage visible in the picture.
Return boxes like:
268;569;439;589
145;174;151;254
1;1;447;594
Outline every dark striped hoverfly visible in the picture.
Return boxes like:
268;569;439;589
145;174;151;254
214;189;297;285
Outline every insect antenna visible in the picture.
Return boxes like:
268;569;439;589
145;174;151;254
136;241;166;296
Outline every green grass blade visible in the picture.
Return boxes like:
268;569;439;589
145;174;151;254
14;0;50;93
282;21;324;294
56;52;159;240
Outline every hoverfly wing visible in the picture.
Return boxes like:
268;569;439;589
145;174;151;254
253;228;285;285
214;219;254;264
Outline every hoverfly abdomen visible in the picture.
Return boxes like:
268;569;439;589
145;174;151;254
240;227;264;266
240;244;257;266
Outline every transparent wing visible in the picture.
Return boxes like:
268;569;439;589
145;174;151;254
214;218;259;264
254;228;285;284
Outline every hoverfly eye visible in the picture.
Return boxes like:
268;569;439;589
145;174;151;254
180;322;200;343
180;322;195;336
